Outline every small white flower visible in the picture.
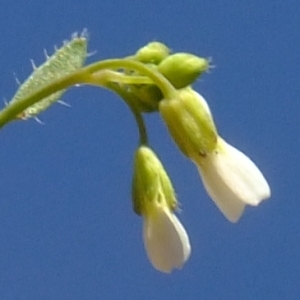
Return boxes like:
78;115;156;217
159;88;270;222
132;146;191;273
143;194;191;273
196;137;271;222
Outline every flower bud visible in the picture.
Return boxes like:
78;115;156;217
130;84;163;113
132;146;177;215
135;42;170;64
158;53;209;89
159;88;218;159
131;146;191;273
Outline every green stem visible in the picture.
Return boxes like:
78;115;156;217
94;70;153;85
107;83;148;145
0;58;176;129
84;59;176;99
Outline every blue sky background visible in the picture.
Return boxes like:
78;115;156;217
0;1;299;299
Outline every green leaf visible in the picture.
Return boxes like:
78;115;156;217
10;32;88;120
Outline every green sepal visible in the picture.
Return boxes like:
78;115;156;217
159;87;218;159
132;146;177;215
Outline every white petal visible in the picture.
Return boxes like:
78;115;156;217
143;207;191;273
197;138;271;222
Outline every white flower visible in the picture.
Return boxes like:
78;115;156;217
132;146;191;273
159;87;271;222
196;137;271;222
143;195;191;273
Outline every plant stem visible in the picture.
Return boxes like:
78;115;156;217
107;83;148;145
0;58;176;129
84;59;177;99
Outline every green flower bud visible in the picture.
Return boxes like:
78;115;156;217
159;87;218;160
135;42;170;64
132;146;177;215
158;53;209;89
130;84;163;113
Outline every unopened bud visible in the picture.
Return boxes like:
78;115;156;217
135;42;170;64
158;53;209;89
130;84;163;113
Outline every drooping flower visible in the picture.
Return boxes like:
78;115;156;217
132;146;191;272
159;87;270;222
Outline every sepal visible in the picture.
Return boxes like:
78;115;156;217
159;88;218;159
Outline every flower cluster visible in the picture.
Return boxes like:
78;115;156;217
7;37;271;273
129;42;270;272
